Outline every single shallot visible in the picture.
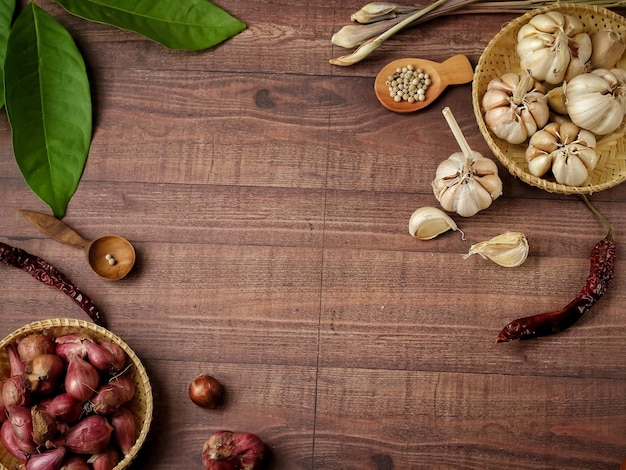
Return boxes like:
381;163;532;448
88;446;120;470
110;407;137;454
26;354;64;396
57;415;113;454
202;430;267;470
2;375;29;407
1;419;29;460
65;355;101;403
18;334;55;364
60;454;91;470
25;446;66;470
7;344;26;377
7;405;34;444
90;374;135;415
44;393;83;423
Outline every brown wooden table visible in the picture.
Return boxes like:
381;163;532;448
1;1;626;468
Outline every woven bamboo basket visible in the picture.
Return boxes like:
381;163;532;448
0;318;153;470
472;3;626;194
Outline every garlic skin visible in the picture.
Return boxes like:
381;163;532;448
565;68;626;135
463;232;529;268
408;206;459;240
482;70;549;144
590;29;626;70
525;121;597;186
516;12;590;84
434;107;503;217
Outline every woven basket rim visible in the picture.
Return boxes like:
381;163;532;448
472;2;626;195
0;318;153;470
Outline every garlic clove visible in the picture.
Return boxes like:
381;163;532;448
463;231;529;268
546;86;567;115
590;29;626;70
408;206;459;240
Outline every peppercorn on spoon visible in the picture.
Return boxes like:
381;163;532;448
374;55;474;113
18;209;136;281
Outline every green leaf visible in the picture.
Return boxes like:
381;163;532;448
53;0;246;51
5;3;92;219
0;0;16;108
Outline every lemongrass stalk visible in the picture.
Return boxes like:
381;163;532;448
352;2;418;23
332;18;404;48
330;0;456;66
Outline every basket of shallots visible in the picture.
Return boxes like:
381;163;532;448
0;318;153;469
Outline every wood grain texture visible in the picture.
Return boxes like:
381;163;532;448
1;1;626;468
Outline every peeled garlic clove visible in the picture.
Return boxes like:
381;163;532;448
463;232;529;268
590;29;626;69
408;206;459;240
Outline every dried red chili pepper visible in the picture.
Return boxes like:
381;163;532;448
0;241;104;326
497;196;615;343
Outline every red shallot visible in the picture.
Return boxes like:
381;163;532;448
60;454;90;470
7;405;34;445
88;446;120;470
7;344;26;377
1;419;29;460
58;415;113;454
202;430;266;470
18;334;55;364
96;340;127;372
2;375;30;407
90;374;135;415
25;446;66;470
65;355;100;403
55;334;90;362
110;406;136;454
44;393;83;423
26;353;64;396
189;374;223;409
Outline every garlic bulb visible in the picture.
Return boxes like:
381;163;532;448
590;29;625;70
482;70;549;144
525;121;597;186
463;232;529;268
408;206;460;240
516;11;591;84
432;108;503;217
565;68;626;135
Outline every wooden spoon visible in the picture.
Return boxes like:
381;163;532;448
19;209;136;281
374;55;474;113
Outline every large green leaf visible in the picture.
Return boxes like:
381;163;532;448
0;0;16;108
5;3;92;219
53;0;246;50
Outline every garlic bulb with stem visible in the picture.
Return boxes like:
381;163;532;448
463;231;529;268
565;68;626;136
525;121;597;186
482;70;549;144
432;107;502;217
408;206;463;240
516;11;591;84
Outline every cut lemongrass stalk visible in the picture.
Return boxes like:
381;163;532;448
330;0;451;66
